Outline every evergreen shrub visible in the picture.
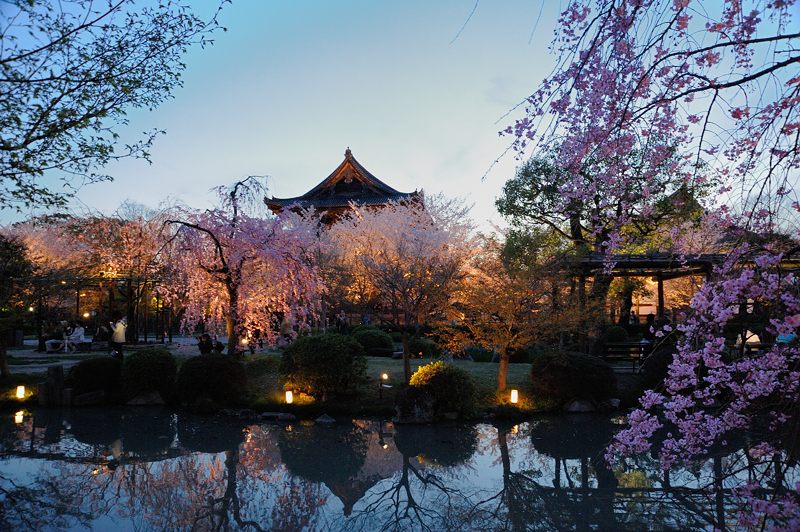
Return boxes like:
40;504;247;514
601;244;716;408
409;361;476;417
122;347;177;402
603;325;630;342
281;333;366;398
408;336;440;358
66;357;122;401
530;351;617;408
352;328;393;354
176;355;247;406
464;345;493;363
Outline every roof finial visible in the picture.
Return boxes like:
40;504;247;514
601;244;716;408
345;147;352;158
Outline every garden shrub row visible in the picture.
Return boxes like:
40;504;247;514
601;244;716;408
66;348;247;407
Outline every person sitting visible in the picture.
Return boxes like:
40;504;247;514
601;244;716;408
45;322;72;353
65;323;87;352
197;333;214;355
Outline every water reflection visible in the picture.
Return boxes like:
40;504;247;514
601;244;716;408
0;409;796;530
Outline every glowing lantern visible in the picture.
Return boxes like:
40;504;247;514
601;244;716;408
510;389;519;404
381;373;389;381
16;386;25;399
82;312;90;318
285;390;294;404
14;411;23;424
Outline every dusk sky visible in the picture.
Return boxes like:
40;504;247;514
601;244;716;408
6;1;563;227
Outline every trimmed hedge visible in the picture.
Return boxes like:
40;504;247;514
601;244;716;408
66;357;122;402
352;328;393;354
408;336;440;358
465;345;494;363
409;361;476;418
281;333;366;398
530;351;617;407
603;325;630;342
176;355;247;406
122;347;177;402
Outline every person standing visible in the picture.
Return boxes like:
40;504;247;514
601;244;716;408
110;315;128;360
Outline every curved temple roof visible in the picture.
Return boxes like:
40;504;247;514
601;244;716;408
265;148;419;213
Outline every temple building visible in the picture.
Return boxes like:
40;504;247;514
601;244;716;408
265;148;421;225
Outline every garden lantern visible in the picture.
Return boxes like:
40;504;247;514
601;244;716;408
82;312;90;318
510;389;519;404
379;373;390;399
14;411;23;424
16;386;25;399
285;390;293;404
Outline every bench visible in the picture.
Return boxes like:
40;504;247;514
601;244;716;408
601;342;652;372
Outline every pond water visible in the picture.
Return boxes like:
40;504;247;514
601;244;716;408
0;408;794;530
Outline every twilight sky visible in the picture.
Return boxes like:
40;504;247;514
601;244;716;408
8;1;563;228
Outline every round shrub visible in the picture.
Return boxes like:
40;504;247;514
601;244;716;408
176;355;247;406
603;325;629;342
409;361;476;417
244;356;278;377
389;331;403;343
122;347;177;402
408;336;440;358
464;345;494;363
281;333;366;398
530;351;617;408
352;328;393;354
66;357;122;402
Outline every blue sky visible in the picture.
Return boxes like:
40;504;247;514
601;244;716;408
10;1;563;228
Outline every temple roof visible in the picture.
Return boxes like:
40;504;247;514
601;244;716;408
266;148;419;212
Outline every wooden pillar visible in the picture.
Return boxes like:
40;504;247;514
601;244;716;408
657;276;665;318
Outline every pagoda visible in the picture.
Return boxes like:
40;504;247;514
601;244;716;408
265;148;421;224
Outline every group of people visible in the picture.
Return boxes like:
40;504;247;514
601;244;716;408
197;333;225;355
44;315;128;359
45;322;87;353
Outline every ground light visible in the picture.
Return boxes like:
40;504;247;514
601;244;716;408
285;390;293;404
510;389;519;404
16;385;25;399
379;373;391;399
14;411;23;424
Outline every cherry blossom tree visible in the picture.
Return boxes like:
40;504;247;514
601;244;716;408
327;194;474;382
163;177;323;356
507;1;799;527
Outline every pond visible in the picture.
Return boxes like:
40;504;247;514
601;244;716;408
0;408;795;530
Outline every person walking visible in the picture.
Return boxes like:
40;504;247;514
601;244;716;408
110;315;128;360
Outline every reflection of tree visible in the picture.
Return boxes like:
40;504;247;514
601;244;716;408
344;423;479;531
0;468;92;530
279;421;369;485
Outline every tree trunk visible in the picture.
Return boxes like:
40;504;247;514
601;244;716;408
401;329;411;384
227;282;239;357
618;281;635;325
0;344;9;377
497;348;510;392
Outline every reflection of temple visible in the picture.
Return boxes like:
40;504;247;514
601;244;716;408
265;148;421;225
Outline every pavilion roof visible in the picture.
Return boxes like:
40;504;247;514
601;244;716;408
575;252;800;279
265;148;419;212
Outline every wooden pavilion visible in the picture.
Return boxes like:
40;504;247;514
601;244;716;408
576;251;800;318
265;148;421;225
